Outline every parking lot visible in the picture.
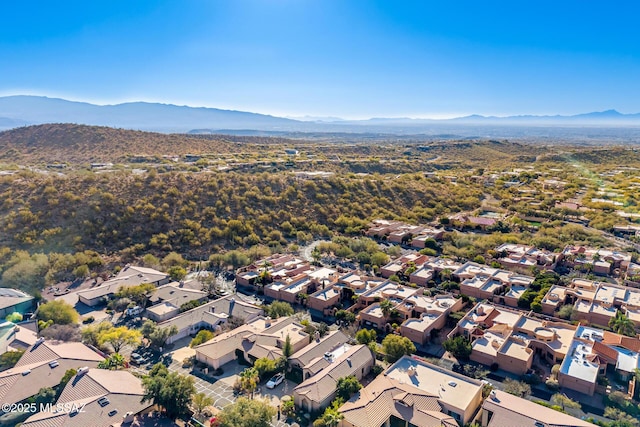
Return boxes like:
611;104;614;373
128;337;293;427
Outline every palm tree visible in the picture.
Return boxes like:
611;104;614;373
238;367;259;398
609;310;636;337
379;300;394;318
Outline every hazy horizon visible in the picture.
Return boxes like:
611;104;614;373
2;1;640;118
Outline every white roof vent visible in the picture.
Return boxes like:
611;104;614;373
22;369;31;376
49;360;59;368
448;381;457;387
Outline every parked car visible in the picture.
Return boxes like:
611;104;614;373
130;352;146;365
266;373;285;389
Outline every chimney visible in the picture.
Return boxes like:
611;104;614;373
76;366;89;376
265;316;272;327
407;366;416;377
179;281;184;288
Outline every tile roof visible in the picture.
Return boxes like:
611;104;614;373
602;331;640;352
0;340;104;405
339;374;457;427
158;294;262;333
21;369;151;427
483;389;596;427
294;345;373;405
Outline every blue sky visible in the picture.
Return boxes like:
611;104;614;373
1;0;639;118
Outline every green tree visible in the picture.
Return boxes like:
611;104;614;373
162;252;188;268
557;305;574;320
192;392;214;417
355;329;377;345
381;335;415;362
167;265;187;281
217;397;276;427
379;300;394;318
370;251;389;267
609;310;636;337
30;387;56;406
503;378;531;398
5;312;23;323
283;334;293;358
313;399;344;427
336;375;362;400
97;326;142;353
236;367;259;397
265;301;294;318
98;353;126;370
0;350;24;369
116;283;155;306
223;251;250;270
36;300;79;325
110;297;133;313
73;264;90;279
190;329;215;347
81;321;114;347
550;393;581;411
142;363;196;419
148;325;178;349
140;319;178;348
442;335;472;360
254;357;277;379
281;397;295;417
335;310;356;325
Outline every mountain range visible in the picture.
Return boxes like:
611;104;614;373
1;95;640;134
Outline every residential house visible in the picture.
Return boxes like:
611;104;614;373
541;278;640;327
20;369;152;427
195;316;309;369
237;254;310;287
77;265;169;307
159;294;263;345
289;330;349;381
450;214;498;230
481;389;596;427
624;262;640;288
241;316;309;363
145;283;208;322
0;288;34;318
0;323;37;354
399;294;463;346
339;356;484;426
558;325;640;396
494;243;558;273
264;268;338;304
294;344;374;413
450;303;576;374
194;316;276;370
365;220;444;248
453;262;534;302
334;273;386;307
380;253;430;279
0;339;104;406
558;245;632;276
308;285;341;314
